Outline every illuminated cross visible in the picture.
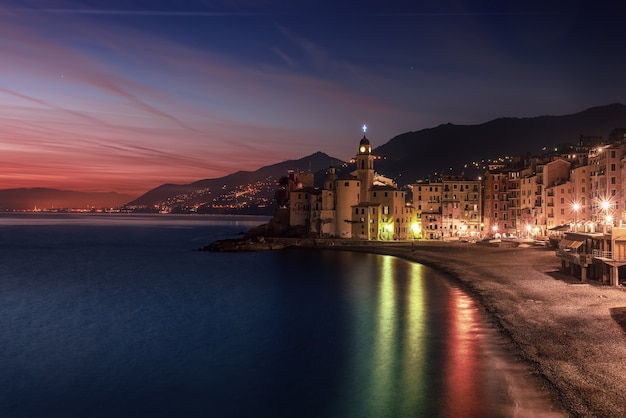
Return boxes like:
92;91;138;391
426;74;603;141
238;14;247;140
362;124;367;134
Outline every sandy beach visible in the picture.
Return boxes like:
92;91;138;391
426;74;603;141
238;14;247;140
332;241;626;418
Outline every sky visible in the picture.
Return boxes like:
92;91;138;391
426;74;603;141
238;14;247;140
1;0;625;195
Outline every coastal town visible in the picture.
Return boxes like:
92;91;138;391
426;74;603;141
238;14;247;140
259;127;626;287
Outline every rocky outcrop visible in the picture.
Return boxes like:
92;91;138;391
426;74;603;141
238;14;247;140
198;237;286;252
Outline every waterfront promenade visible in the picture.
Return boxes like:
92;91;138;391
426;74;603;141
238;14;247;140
332;240;626;418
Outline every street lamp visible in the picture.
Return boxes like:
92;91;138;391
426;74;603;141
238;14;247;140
601;200;611;212
600;199;612;233
572;203;580;232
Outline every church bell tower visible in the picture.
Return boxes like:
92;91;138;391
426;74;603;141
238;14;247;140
356;125;375;203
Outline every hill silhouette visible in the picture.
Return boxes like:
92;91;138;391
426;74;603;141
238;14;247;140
128;151;345;209
373;103;626;182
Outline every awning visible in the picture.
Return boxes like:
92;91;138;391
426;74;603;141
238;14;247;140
569;240;584;249
559;239;572;247
550;225;571;231
558;239;584;249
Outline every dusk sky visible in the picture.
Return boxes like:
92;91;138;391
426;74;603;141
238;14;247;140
1;0;625;195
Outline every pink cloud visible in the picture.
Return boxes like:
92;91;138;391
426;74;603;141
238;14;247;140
0;7;403;195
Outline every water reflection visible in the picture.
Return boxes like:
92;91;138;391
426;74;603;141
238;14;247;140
370;256;398;416
400;262;427;415
336;253;563;418
344;255;432;418
441;288;486;417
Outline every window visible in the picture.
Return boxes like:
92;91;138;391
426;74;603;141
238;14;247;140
355;208;359;214
611;163;616;171
612;177;616;185
344;182;349;187
384;192;388;197
373;192;377;197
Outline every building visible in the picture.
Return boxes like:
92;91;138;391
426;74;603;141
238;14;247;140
288;131;416;240
441;176;482;239
412;176;481;240
413;180;442;240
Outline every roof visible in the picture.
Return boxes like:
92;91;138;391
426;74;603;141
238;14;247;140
371;184;397;191
338;174;359;181
549;224;570;231
291;186;320;194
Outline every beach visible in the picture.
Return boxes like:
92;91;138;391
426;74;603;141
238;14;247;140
333;241;626;418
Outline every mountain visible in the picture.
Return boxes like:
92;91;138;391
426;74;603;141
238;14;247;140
0;188;136;211
372;103;626;183
126;151;345;213
131;103;626;214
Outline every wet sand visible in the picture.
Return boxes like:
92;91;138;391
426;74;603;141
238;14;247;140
335;241;626;418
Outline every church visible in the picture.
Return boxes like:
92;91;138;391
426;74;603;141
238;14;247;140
288;129;418;240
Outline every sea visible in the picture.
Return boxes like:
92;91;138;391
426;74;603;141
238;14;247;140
0;213;565;418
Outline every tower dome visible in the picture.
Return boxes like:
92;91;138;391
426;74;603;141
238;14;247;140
358;135;371;155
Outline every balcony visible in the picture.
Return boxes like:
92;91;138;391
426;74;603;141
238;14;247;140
593;250;626;263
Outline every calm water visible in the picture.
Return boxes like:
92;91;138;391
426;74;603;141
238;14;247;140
0;213;563;417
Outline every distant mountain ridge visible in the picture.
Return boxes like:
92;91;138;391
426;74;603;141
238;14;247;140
373;103;626;182
127;151;345;211
0;188;135;211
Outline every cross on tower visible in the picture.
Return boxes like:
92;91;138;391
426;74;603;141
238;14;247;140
362;124;367;134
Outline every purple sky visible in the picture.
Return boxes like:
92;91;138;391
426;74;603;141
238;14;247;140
1;0;624;195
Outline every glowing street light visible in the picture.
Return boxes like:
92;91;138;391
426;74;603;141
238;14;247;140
572;202;580;231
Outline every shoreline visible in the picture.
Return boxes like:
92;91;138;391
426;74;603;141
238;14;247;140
209;237;626;417
322;240;626;418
